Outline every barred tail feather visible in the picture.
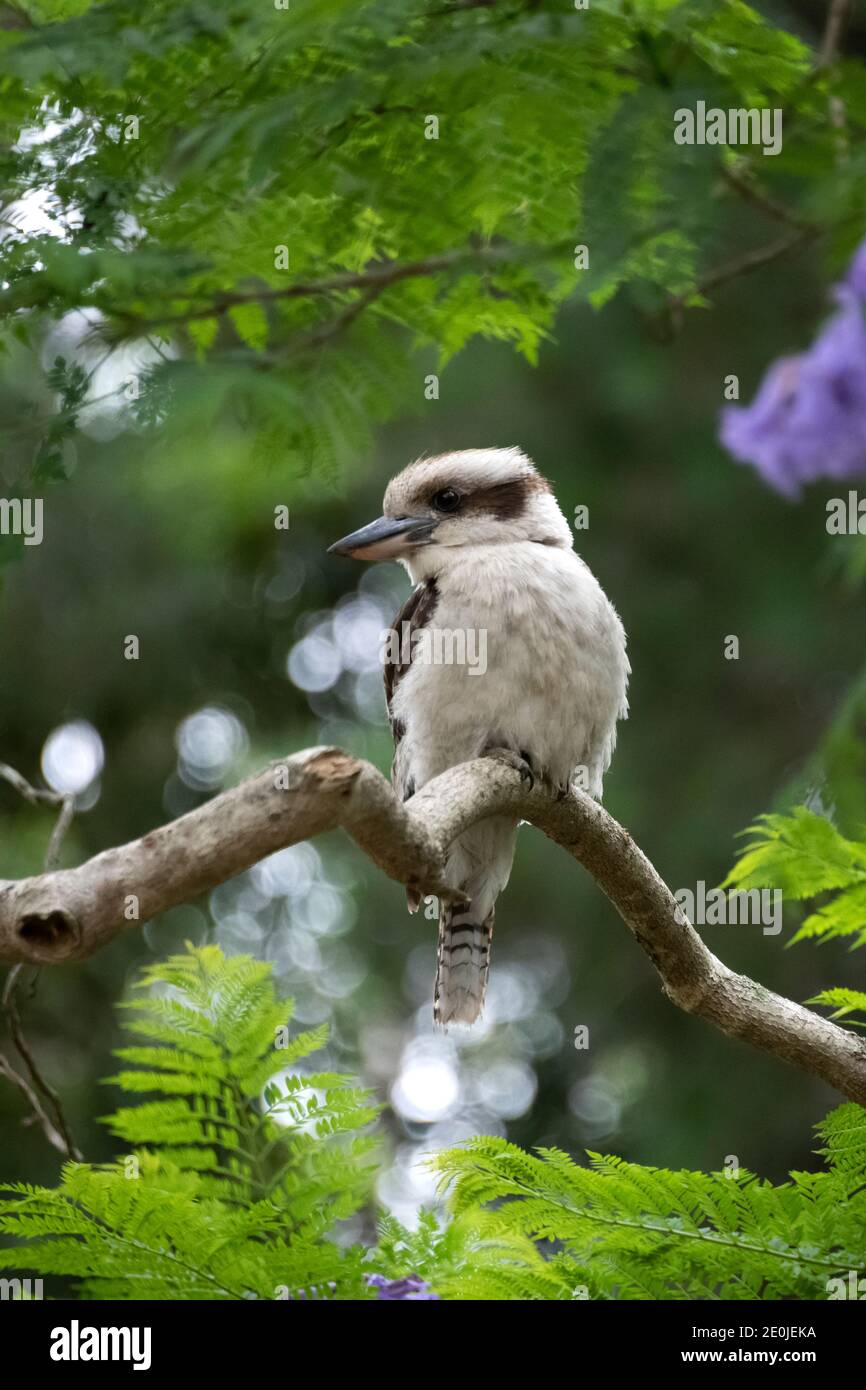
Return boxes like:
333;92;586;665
434;902;494;1026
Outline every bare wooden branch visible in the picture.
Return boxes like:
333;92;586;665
0;763;74;869
2;966;82;1161
0;1053;70;1155
0;763;80;1158
719;164;814;232
1;748;865;1104
668;226;821;321
818;0;852;159
819;0;852;67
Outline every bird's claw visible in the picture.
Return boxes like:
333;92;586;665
482;746;535;790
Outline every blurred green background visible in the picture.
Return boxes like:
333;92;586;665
2;235;865;1215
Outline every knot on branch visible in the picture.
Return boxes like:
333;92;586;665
16;905;81;961
303;747;365;792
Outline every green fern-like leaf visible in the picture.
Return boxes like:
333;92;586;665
431;1105;866;1300
723;807;866;947
807;988;866;1027
0;946;380;1299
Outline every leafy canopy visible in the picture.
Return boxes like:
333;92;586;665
1;0;862;490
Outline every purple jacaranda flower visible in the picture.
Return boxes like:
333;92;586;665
719;238;866;497
365;1273;440;1301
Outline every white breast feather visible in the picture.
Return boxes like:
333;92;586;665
390;540;629;799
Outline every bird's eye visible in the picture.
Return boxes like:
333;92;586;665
431;487;460;513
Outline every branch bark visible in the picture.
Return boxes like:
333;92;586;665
819;0;852;67
2;748;865;1104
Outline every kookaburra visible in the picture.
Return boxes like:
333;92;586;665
329;447;629;1026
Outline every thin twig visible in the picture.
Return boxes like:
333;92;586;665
818;0;852;161
0;1053;68;1153
111;241;571;336
696;227;821;296
0;764;74;869
819;0;853;67
278;284;387;359
665;225;821;330
719;164;814;232
0;763;80;1159
2;966;82;1160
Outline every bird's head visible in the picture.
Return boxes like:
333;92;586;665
327;447;572;580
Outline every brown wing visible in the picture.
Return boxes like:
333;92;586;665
385;577;439;804
385;578;439;914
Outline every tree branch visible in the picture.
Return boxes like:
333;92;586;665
0;762;74;870
818;0;852;160
719;163;814;232
819;0;852;67
1;967;82;1160
114;241;570;336
0;762;80;1158
1;748;865;1104
664;225;822;334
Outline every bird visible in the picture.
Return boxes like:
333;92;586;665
328;447;629;1026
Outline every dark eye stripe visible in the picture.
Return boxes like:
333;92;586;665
462;478;534;520
421;473;550;521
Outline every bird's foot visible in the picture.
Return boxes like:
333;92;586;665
482;745;535;790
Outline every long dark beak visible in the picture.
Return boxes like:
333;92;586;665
327;514;436;561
